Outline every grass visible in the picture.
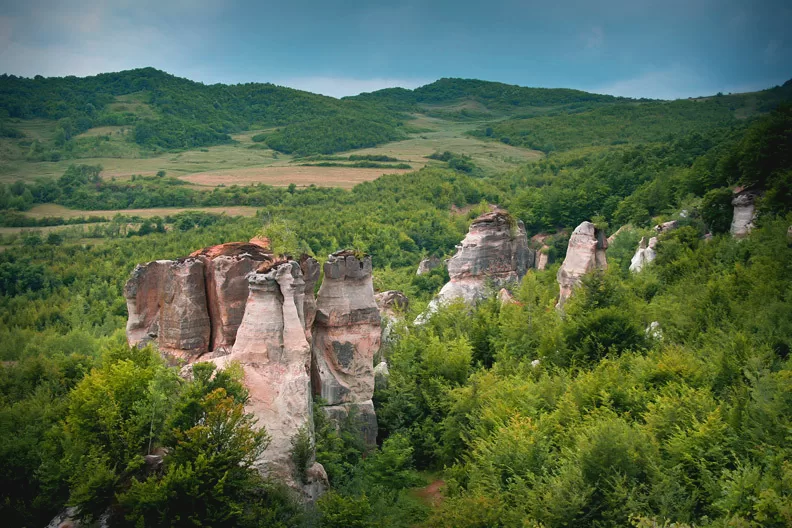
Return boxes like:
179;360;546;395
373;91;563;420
0;113;542;189
23;204;262;219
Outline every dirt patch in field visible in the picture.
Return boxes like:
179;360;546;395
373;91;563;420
180;166;412;189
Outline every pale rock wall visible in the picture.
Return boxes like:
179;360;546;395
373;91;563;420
731;191;757;238
556;221;607;309
311;251;381;407
629;236;658;273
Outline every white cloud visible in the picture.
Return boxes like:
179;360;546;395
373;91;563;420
273;76;430;98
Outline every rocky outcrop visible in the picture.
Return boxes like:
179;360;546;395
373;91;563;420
212;259;326;496
416;256;441;275
300;255;321;339
124;240;273;360
536;248;550;270
311;251;381;405
731;188;758;238
375;290;409;319
629;236;658;273
422;211;534;316
654;220;678;234
556;221;607;309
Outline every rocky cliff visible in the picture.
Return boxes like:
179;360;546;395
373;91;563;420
124;240;324;361
311;251;381;445
212;259;326;497
422;211;534;317
556;221;607;308
731;188;758;238
629;236;658;273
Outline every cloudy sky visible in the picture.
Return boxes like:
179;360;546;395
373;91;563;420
0;0;790;99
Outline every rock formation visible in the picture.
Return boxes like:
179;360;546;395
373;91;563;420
416;256;441;275
375;290;409;319
212;259;326;497
654;220;678;234
421;211;534;317
311;251;381;445
731;188;758;238
556;221;607;309
535;248;550;270
123;240;312;360
629;236;658;273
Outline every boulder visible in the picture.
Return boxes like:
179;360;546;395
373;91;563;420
213;259;322;492
654;220;678;234
421;211;534;317
629;236;658;273
374;290;409;319
731;188;758;238
416;256;442;275
311;251;381;407
374;360;390;390
556;221;607;309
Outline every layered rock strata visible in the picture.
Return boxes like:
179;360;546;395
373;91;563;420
124;241;325;361
311;251;381;445
556;221;608;309
422;211;534;316
629;236;658;273
212;260;326;495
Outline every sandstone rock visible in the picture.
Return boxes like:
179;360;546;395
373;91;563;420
788;225;792;242
125;241;273;359
311;251;381;407
536;247;550;270
646;321;663;341
124;260;169;348
158;258;212;359
607;225;628;245
375;290;409;318
731;189;758;238
300;255;321;338
322;400;378;446
498;288;518;306
374;360;390;390
416;256;442;275
422;211;534;317
556;221;607;309
654;220;678;234
213;260;319;490
629;236;658;273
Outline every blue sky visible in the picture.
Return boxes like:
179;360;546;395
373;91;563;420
0;0;789;99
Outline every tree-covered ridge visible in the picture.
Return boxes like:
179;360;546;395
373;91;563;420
0;67;408;154
349;77;622;113
475;82;792;153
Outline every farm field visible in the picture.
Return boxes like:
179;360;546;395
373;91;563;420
22;204;262;219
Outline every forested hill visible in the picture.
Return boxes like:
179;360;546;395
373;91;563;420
0;67;406;154
348;77;624;113
2;68;791;157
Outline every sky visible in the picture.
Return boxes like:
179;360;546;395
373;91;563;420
0;0;790;100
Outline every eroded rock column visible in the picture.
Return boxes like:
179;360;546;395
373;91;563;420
311;251;381;446
556;221;607;309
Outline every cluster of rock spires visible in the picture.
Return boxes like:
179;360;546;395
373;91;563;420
125;243;381;498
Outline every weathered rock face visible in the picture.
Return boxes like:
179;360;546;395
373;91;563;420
424;211;534;314
375;290;409;319
629;236;658;273
556;221;607;309
124;260;169;348
731;189;758;238
213;259;325;495
654;220;678;234
536;248;550;270
300;255;321;337
311;251;381;406
124;240;273;360
416;256;441;275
